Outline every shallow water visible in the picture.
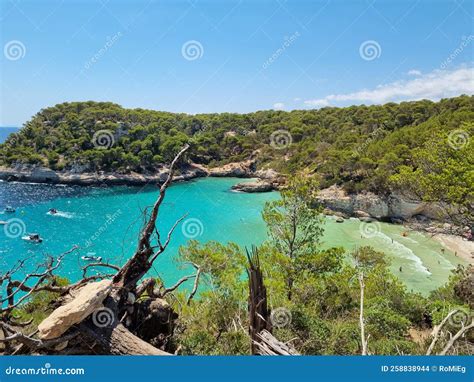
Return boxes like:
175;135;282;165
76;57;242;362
0;178;466;295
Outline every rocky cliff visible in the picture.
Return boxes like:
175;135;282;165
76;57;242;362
316;185;446;221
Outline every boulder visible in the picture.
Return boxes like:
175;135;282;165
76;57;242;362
231;180;274;193
209;160;255;177
38;280;112;340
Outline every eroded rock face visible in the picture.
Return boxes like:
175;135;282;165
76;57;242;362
38;280;112;340
317;185;447;220
208;160;256;177
231;180;274;193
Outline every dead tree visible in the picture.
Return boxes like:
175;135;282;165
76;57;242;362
358;272;369;355
247;246;271;354
426;309;474;355
1;145;201;355
246;246;299;355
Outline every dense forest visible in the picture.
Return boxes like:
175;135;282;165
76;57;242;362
1;95;473;196
1;97;473;355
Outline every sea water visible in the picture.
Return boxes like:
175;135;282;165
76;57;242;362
0;178;466;295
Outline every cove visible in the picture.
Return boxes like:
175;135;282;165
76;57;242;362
0;178;466;295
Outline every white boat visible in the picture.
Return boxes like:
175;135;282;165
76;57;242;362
81;253;102;262
21;233;43;243
0;220;7;225
4;206;15;213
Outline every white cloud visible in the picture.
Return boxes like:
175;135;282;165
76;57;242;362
273;102;285;109
304;99;329;107
407;69;422;76
304;66;474;107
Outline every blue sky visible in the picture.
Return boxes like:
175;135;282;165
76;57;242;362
1;0;473;126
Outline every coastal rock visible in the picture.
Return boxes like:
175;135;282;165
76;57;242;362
208;160;256;177
231;180;274;193
0;164;208;186
38;280;112;340
316;185;447;221
354;210;371;218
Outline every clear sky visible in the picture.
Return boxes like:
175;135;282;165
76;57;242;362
1;0;473;126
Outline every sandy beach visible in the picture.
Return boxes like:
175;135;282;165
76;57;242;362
433;233;474;265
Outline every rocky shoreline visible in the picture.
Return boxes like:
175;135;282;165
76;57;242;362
1;163;470;241
0;160;284;188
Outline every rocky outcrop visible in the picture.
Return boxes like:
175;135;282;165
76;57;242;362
317;185;447;221
208;160;256;177
0;164;208;186
0;160;282;189
231;180;275;193
38;280;112;340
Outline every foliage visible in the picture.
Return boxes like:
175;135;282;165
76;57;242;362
2;96;473;197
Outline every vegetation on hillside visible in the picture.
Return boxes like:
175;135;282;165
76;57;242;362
1;96;473;197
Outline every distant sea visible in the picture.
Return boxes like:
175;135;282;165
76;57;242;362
0;127;19;143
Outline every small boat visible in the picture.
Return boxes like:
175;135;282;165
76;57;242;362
22;233;43;243
81;253;102;262
0;220;7;225
48;208;58;215
4;206;15;213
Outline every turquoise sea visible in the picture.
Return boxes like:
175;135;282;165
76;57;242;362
0;178;466;295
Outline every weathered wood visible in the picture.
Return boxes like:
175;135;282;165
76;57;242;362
253;330;299;355
246;247;271;354
78;321;171;355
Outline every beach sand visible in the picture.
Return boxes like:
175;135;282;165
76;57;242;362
433;234;474;265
